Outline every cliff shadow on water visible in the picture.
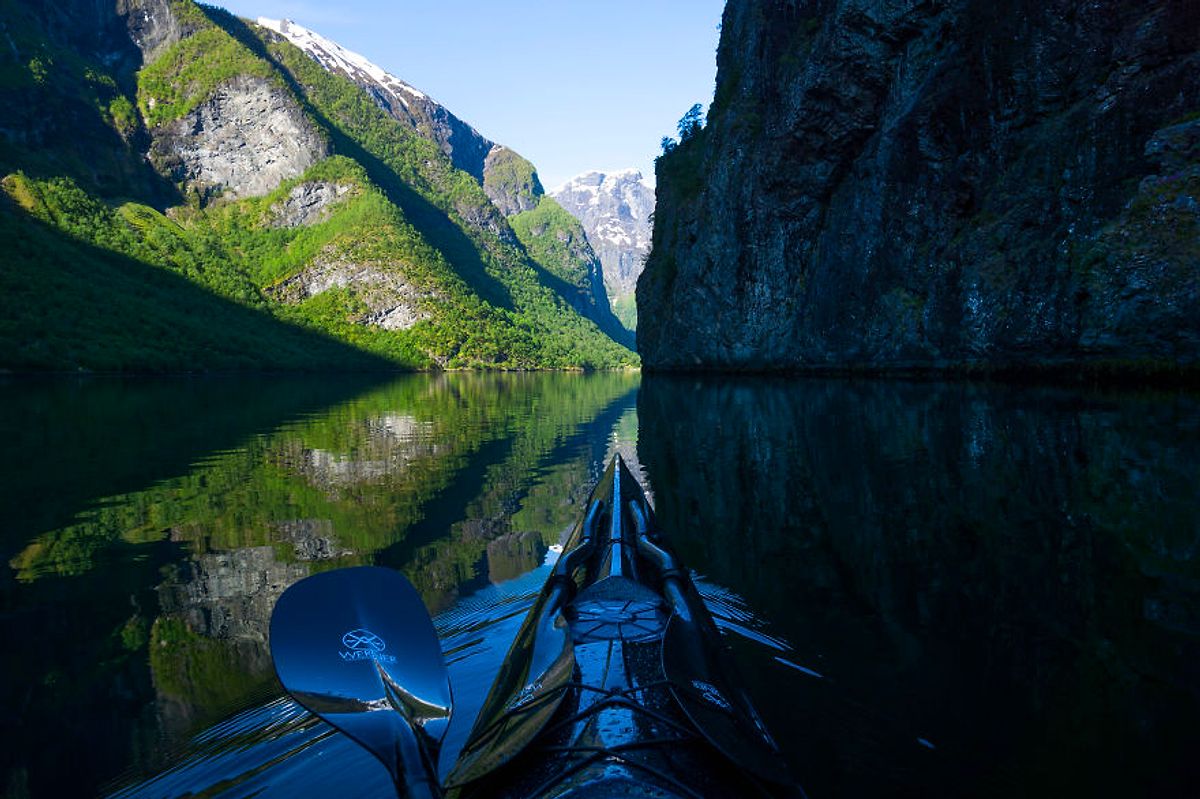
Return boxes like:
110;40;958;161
638;375;1200;798
0;372;389;798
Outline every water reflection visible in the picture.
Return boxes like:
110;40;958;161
0;375;382;573
3;373;1197;798
638;376;1200;798
0;372;637;798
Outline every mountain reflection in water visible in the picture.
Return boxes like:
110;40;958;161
0;373;1195;798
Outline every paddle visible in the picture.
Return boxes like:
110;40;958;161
270;566;452;799
628;494;793;788
445;500;602;788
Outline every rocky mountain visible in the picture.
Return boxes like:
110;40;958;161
257;18;523;213
256;17;493;182
552;170;654;333
0;0;634;371
639;0;1200;375
255;17;630;346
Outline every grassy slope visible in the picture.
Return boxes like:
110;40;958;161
0;178;388;371
248;14;634;367
511;196;638;349
0;0;636;371
612;294;638;333
510;196;593;288
482;144;542;211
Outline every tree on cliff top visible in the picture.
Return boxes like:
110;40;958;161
660;103;706;157
677;103;704;142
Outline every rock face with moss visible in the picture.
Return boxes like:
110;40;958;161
638;0;1200;372
148;75;328;201
122;0;193;62
480;145;540;216
268;180;353;228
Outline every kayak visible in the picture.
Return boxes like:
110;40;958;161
443;454;796;798
269;454;799;798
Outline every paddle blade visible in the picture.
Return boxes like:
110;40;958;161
445;588;574;788
270;566;451;797
662;612;792;787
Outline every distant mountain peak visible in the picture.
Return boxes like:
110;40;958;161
552;169;652;195
551;169;655;333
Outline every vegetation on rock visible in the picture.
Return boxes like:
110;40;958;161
0;0;636;372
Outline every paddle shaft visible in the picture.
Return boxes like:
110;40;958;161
395;726;442;799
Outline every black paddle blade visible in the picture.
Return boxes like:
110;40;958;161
270;567;452;798
662;612;792;787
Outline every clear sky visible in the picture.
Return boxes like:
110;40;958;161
211;0;727;189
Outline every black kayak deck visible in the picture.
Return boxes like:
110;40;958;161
445;456;796;799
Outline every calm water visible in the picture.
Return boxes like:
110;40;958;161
0;373;1197;798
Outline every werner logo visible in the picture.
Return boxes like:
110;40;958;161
339;628;397;663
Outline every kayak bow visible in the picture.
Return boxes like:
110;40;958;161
445;454;795;798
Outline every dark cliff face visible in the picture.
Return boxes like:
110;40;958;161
638;0;1200;372
0;0;185;203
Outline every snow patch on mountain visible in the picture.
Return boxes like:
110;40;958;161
258;18;427;106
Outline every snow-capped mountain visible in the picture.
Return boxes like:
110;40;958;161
258;17;495;183
551;170;655;331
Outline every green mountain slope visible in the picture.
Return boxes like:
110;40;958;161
510;195;636;350
0;179;390;371
0;0;637;371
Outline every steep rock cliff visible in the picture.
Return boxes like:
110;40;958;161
638;0;1200;372
120;0;194;63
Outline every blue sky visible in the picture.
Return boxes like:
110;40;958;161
212;1;727;189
